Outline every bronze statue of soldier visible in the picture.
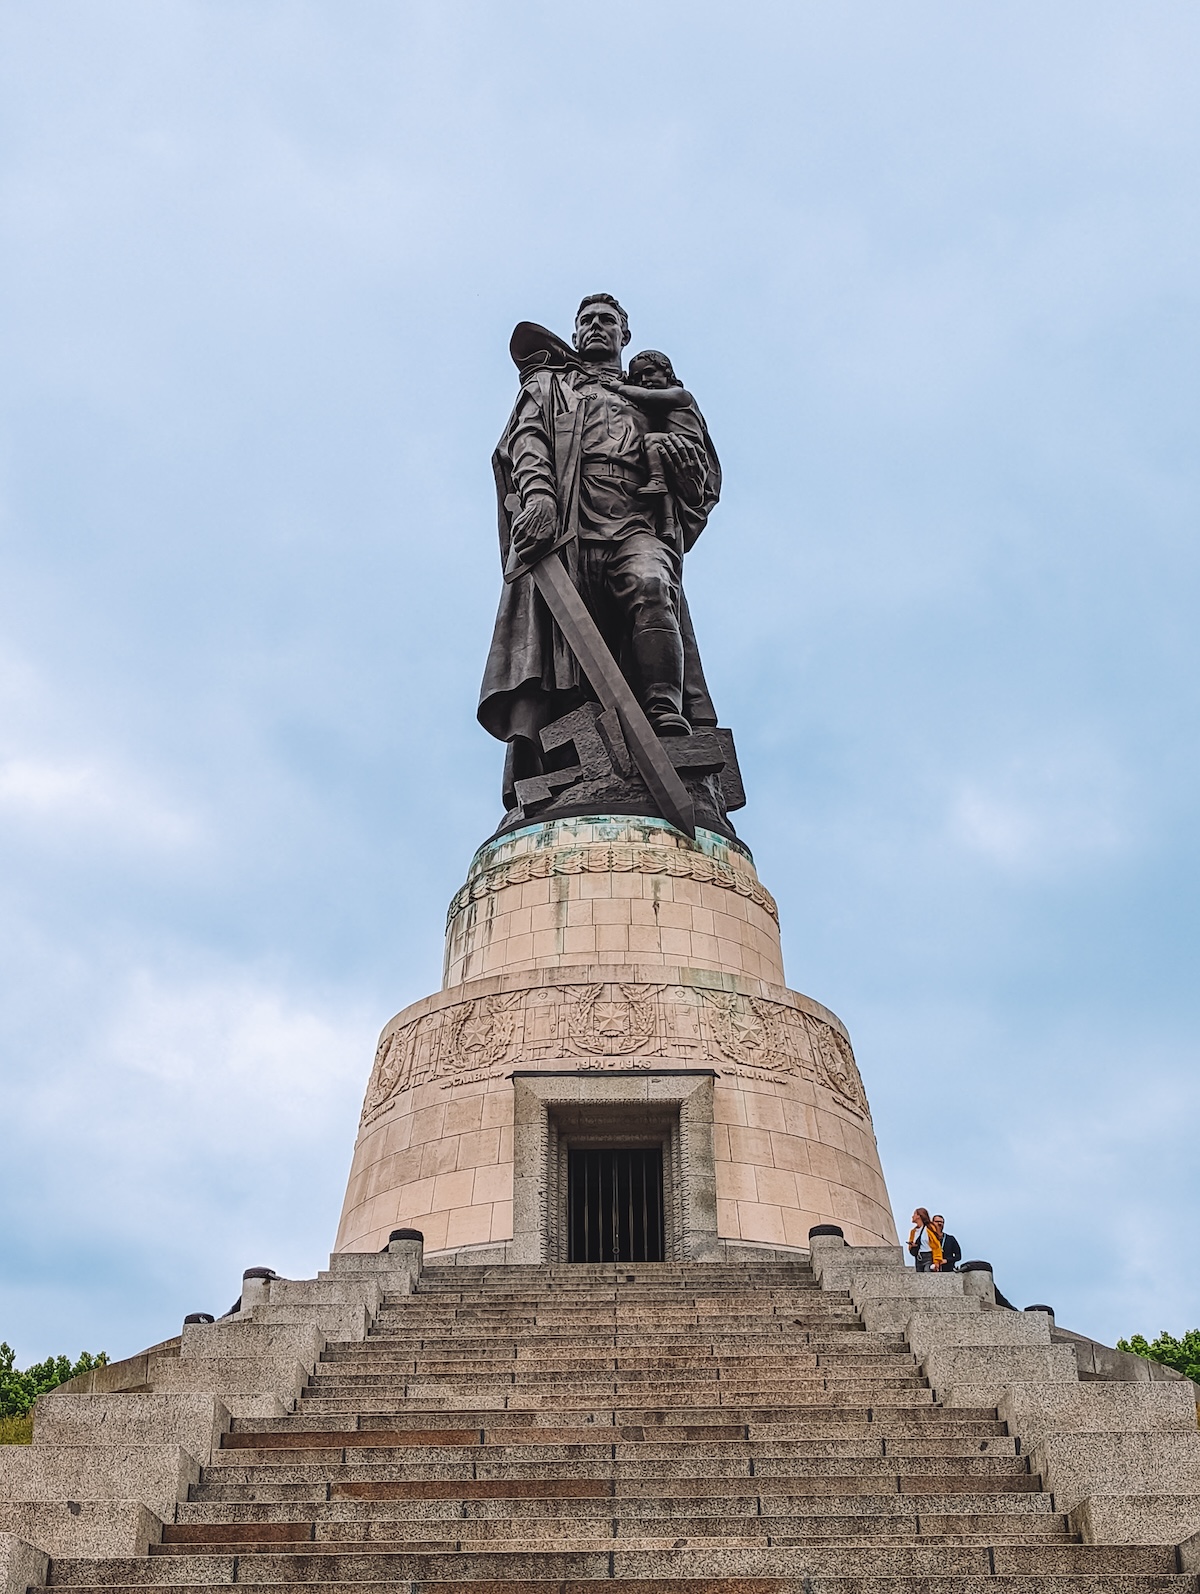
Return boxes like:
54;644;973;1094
478;294;726;822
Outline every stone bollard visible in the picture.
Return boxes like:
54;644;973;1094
959;1259;1017;1307
386;1228;424;1295
239;1267;277;1312
806;1225;844;1282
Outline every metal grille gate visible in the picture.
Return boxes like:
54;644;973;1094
567;1147;665;1263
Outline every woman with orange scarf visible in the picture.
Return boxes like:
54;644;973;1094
907;1207;944;1272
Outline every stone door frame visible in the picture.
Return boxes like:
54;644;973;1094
510;1069;719;1264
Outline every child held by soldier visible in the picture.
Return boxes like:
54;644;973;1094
619;349;699;498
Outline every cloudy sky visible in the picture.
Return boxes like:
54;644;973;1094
2;1;1197;1361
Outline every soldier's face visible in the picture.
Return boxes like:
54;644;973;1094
574;301;627;363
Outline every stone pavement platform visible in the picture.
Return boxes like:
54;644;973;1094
3;1236;1200;1591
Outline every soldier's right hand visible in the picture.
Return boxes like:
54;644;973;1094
510;494;558;561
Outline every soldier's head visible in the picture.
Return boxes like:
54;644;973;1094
573;294;630;365
627;350;678;390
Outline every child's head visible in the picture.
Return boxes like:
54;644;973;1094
627;349;678;389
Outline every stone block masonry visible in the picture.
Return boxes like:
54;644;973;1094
336;815;898;1257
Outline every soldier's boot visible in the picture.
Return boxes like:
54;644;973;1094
636;626;691;738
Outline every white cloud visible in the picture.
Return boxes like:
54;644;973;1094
948;748;1129;872
0;755;198;850
4;963;380;1354
103;968;370;1119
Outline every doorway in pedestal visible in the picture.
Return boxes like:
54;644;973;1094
511;1072;718;1264
568;1146;665;1263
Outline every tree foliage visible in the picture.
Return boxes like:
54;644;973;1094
1116;1329;1200;1385
0;1342;109;1418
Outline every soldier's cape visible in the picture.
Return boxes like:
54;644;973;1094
477;323;720;748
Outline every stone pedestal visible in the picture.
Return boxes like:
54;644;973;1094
335;816;897;1258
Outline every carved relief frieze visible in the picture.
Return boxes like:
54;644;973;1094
445;843;778;932
359;979;872;1130
567;981;657;1055
445;992;524;1084
805;1012;870;1117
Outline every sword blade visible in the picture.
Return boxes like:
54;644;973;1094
530;554;696;839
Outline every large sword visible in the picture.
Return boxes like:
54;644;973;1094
506;533;696;839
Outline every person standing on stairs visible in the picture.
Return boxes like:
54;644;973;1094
932;1215;962;1271
908;1207;943;1272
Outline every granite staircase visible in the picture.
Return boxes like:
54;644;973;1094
32;1259;1195;1592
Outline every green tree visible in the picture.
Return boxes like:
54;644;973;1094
0;1342;109;1418
1116;1329;1200;1384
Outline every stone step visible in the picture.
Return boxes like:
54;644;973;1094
147;1536;1069;1555
411;1277;824;1285
214;1442;1030;1476
312;1361;898;1378
416;1266;819;1277
391;1284;827;1292
199;1461;1048;1491
313;1358;924;1374
398;1300;834;1312
225;1410;1007;1435
318;1345;898;1358
354;1346;870;1359
404;1293;832;1305
43;1542;1186;1583
317;1349;915;1366
219;1434;1013;1460
294;1393;939;1413
320;1356;892;1373
379;1294;835;1307
413;1279;824;1290
368;1307;860;1319
404;1296;832;1308
380;1294;838;1306
299;1382;927;1404
303;1390;932;1407
300;1384;927;1403
308;1366;924;1385
365;1327;861;1338
375;1301;848;1312
43;1579;1197;1594
353;1362;872;1379
359;1333;864;1343
216;1433;1015;1458
173;1497;1059;1526
417;1262;822;1275
375;1306;843;1318
191;1482;1058;1516
155;1516;1074;1546
356;1335;882;1347
397;1307;857;1317
418;1261;817;1270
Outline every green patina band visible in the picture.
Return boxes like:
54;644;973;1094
447;815;773;933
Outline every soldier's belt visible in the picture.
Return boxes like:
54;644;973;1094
582;457;645;482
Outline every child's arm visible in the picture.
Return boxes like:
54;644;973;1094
617;383;694;410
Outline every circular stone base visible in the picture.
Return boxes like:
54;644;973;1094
444;815;782;991
334;961;896;1259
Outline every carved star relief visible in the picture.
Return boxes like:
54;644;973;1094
457;1009;495;1054
592;999;633;1038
